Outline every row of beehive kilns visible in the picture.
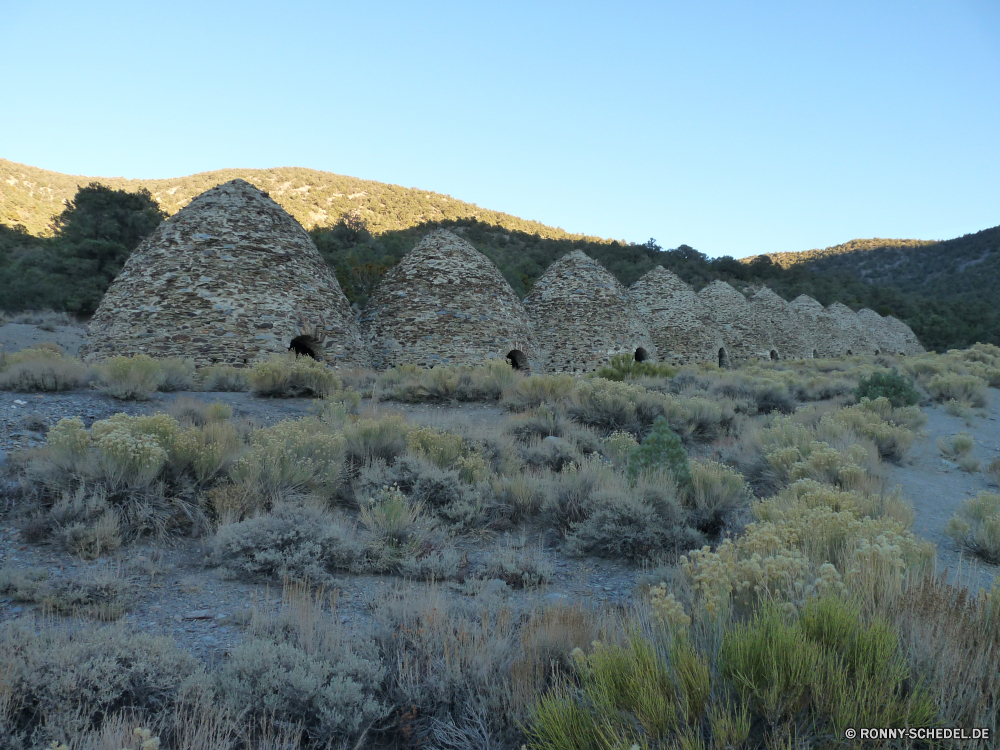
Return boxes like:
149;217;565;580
79;181;924;372
355;229;924;374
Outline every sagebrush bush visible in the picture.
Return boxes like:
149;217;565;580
501;373;575;412
198;364;249;392
854;368;919;407
687;459;750;534
386;360;518;402
230;417;345;500
343;413;411;466
249;353;340;398
596;352;677;381
211;503;366;582
156;357;196;391
171;421;244;484
202;580;385;746
927;372;989;407
96;355;165;400
0;619;199;746
946;491;1000;563
481;537;554;588
0;347;88;392
0;564;133;620
937;432;975;459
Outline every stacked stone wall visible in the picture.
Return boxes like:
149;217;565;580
884;316;925;355
698;281;776;362
750;287;813;359
824;302;879;356
360;230;538;370
79;180;370;368
524;250;655;373
628;267;725;365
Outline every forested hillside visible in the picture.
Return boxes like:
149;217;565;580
744;227;1000;302
1;161;997;352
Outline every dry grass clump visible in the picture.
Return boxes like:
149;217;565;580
342;412;411;466
987;458;1000;487
937;432;980;471
248;353;341;398
0;346;88;392
480;536;554;589
96;354;164;400
197;363;249;392
156;357;196;391
383;359;520;402
501;373;575;412
946;491;1000;563
0;564;135;620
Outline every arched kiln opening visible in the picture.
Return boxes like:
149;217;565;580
769;350;779;361
506;349;528;370
813;349;818;359
846;349;853;356
634;347;649;363
718;347;729;368
874;349;880;355
289;335;324;361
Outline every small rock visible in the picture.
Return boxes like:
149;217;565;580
183;610;213;620
202;635;217;645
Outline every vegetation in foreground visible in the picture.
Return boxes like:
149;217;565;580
0;345;998;748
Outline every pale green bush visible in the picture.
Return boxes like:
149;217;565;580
343;413;411;465
230;417;345;500
198;364;248;392
171;421;244;484
937;432;975;459
481;537;554;588
687;460;751;533
203;581;385;745
0;347;87;392
946;491;1000;563
501;373;575;411
97;355;165;400
927;372;989;407
0;619;199;746
248;353;340;398
156;357;196;391
211;503;366;582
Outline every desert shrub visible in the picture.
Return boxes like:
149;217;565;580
721;598;935;729
543;460;612;530
0;619;199;746
490;472;550;522
627;416;692;491
386;454;471;508
0;565;133;620
567;378;643;432
564;475;703;561
601;430;638;469
371;587;524;745
506;404;572;443
166;395;233;427
211;503;366;582
522;436;583;473
927;372;989;407
824;399;916;462
156;357;196;391
388;360;518;402
936;432;975;460
527;631;707;748
987;458;1000;487
230;417;345;500
944;398;975;423
44;487;123;558
406;425;465;469
171;421;245;485
96;355;165;400
249;353;340;398
946;491;1000;563
481;537;554;588
198;364;248;392
687;460;751;534
343;413;411;466
204;580;385;746
0;347;87;392
596;352;677;381
854;368;919;407
501;373;575;412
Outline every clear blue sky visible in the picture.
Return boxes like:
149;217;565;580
3;0;998;258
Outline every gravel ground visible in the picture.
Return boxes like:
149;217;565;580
887;388;1000;594
0;322;88;357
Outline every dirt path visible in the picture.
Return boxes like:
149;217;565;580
888;388;1000;593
